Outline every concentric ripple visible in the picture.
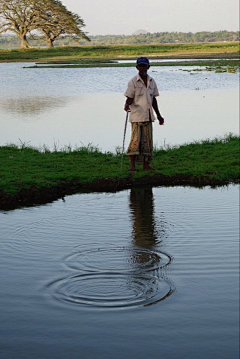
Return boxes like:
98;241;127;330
63;246;172;273
46;273;174;309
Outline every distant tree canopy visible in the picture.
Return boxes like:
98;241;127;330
0;0;90;48
87;31;240;46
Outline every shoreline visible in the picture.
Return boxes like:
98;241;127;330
0;53;239;64
0;43;239;63
1;134;239;211
0;53;239;63
0;174;238;211
24;58;240;69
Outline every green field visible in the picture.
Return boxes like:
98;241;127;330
0;42;239;62
0;134;239;208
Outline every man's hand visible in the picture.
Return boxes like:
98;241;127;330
124;103;131;112
158;115;164;125
124;97;133;112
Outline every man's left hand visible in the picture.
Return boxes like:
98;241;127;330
158;115;164;125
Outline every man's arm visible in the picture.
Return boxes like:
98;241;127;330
152;97;164;125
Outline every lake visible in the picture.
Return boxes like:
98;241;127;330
0;61;239;358
0;62;239;151
0;185;239;358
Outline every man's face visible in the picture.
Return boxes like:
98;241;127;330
137;64;150;76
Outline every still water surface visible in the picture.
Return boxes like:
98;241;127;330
0;62;239;151
0;185;239;358
0;62;239;358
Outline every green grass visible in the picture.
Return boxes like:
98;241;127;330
0;134;239;198
152;134;240;181
0;42;239;62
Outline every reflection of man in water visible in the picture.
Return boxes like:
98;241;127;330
127;187;173;305
129;186;159;248
129;186;161;271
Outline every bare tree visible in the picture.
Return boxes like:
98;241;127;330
0;0;90;49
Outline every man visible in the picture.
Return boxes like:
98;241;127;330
124;57;164;171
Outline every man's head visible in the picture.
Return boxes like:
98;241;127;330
136;57;150;75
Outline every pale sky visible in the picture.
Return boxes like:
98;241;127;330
62;0;239;36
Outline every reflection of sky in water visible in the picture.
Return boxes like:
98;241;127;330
0;63;239;151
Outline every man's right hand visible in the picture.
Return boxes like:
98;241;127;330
124;97;133;111
124;103;131;112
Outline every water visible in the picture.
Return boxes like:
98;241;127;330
0;185;239;358
117;58;230;63
0;62;239;151
0;61;239;358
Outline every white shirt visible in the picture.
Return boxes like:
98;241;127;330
124;74;159;123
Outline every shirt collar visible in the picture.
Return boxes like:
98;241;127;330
136;74;152;85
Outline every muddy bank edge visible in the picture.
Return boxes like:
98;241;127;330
1;174;238;210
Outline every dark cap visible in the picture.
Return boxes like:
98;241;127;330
136;57;149;66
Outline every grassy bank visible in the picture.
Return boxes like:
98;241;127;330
0;134;239;209
25;59;240;71
0;42;239;62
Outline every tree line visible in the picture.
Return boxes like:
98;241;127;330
0;0;90;48
88;31;239;46
1;30;239;50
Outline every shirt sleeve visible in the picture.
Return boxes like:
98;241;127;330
152;80;159;97
124;79;135;98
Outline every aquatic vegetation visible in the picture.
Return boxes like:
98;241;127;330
205;64;239;73
178;61;239;74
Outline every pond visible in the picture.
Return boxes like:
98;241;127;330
0;61;239;358
0;185;239;358
0;62;239;151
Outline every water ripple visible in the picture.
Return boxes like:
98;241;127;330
42;244;175;310
46;273;174;309
63;245;172;273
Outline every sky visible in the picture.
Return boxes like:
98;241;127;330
62;0;239;36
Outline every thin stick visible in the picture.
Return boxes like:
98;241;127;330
120;111;129;170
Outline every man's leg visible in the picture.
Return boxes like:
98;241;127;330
127;123;139;171
142;122;153;170
129;155;136;171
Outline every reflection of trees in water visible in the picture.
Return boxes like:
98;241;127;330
0;96;69;116
129;186;168;271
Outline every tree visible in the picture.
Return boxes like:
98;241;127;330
0;0;42;48
0;0;90;48
35;0;90;48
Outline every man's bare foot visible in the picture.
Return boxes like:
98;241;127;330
143;162;155;171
